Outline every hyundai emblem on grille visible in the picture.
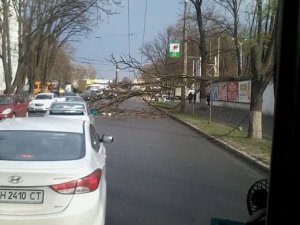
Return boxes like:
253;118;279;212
7;176;23;184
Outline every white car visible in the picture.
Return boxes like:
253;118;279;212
28;92;57;112
0;117;113;225
44;101;95;123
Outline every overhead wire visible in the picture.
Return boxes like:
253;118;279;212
86;32;142;39
128;0;131;59
141;0;148;64
128;0;131;78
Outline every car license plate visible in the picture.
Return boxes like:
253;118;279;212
0;189;44;204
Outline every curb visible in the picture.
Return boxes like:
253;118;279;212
155;105;270;175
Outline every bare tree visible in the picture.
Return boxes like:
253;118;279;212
189;0;214;108
140;27;183;82
109;25;186;101
50;43;74;83
0;0;14;92
195;0;277;139
71;64;95;81
247;0;277;139
190;0;208;76
1;0;120;94
213;0;243;76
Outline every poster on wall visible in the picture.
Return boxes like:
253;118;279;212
239;80;251;103
211;83;218;100
218;82;227;101
227;81;239;102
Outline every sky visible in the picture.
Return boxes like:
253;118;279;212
71;0;184;81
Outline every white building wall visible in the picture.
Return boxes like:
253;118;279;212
0;5;19;93
262;81;275;115
212;80;275;116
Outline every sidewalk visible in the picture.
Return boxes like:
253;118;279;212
156;100;272;174
169;101;274;140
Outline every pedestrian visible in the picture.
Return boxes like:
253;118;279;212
193;93;196;103
206;93;211;107
188;92;193;103
170;92;174;102
167;91;171;101
155;93;159;102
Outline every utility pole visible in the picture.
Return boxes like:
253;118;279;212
238;40;246;71
180;0;189;112
217;36;220;77
232;38;247;76
115;64;119;91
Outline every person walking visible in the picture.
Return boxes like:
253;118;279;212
206;93;211;107
171;92;174;102
188;92;193;104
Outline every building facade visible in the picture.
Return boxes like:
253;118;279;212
0;4;19;93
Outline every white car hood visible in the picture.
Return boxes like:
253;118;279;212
30;99;56;104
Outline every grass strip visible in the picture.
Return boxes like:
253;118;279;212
155;102;271;165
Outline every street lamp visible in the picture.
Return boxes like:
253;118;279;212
232;38;247;72
238;40;247;71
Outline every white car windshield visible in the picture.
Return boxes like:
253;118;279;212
0;96;13;104
35;94;53;99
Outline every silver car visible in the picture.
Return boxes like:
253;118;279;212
44;101;95;123
64;96;85;102
0;117;113;225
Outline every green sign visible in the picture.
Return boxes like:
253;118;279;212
168;41;180;58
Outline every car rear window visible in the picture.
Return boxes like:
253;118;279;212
49;103;86;115
0;131;85;161
65;97;84;102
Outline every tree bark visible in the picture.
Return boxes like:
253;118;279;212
248;78;263;138
191;0;208;109
247;0;276;139
1;0;13;93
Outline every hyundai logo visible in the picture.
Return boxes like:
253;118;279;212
7;176;23;184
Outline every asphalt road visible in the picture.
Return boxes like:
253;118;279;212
95;98;268;225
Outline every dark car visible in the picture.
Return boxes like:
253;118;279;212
63;91;77;96
0;94;28;119
80;89;96;101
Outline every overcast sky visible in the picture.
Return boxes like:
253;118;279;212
71;0;184;80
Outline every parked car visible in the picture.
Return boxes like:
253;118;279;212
80;89;97;101
44;101;95;123
63;91;77;97
65;96;85;102
28;92;57;112
0;117;113;225
0;94;28;119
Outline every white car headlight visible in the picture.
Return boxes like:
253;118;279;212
1;108;12;115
